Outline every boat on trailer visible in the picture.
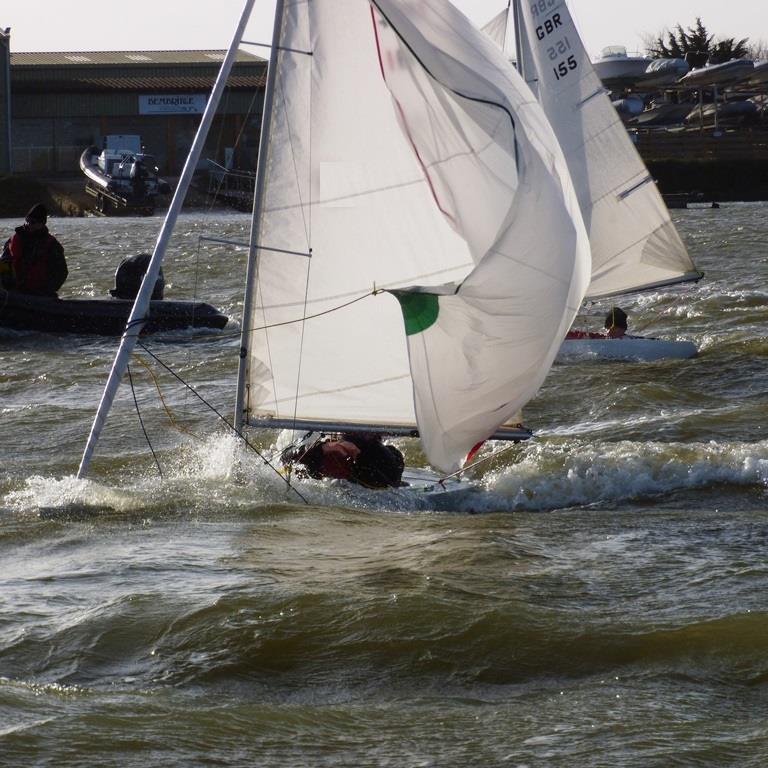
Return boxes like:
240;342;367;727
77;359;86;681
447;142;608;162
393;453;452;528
80;135;171;216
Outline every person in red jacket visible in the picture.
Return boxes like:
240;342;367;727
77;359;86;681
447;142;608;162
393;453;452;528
0;203;68;296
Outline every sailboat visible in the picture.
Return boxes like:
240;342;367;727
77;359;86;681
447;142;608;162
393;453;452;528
493;0;703;362
76;0;590;493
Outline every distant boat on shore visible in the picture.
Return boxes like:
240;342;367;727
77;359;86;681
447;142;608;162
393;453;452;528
80;134;171;216
679;59;756;88
593;46;651;89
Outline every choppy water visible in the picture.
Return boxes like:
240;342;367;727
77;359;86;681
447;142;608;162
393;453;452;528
1;204;768;766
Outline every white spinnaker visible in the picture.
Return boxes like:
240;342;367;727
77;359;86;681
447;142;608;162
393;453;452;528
375;0;589;471
515;0;702;299
246;0;589;473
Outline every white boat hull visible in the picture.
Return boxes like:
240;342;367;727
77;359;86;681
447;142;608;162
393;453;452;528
558;335;697;362
679;59;755;87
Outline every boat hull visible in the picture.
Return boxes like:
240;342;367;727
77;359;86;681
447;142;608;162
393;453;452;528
558;335;697;362
679;59;756;87
0;291;228;335
80;146;171;216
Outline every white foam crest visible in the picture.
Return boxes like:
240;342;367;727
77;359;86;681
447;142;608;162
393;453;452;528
482;439;768;511
13;434;768;517
5;474;154;515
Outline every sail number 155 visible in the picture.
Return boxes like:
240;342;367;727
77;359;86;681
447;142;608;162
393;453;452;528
553;54;577;80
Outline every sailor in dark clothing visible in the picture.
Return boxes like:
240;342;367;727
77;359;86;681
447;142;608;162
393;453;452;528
0;203;68;296
282;433;405;489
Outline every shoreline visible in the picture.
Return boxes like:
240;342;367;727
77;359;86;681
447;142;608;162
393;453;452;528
2;127;768;219
0;175;239;219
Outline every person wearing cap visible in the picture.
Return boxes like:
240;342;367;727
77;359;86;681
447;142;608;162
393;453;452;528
566;306;629;340
0;203;68;296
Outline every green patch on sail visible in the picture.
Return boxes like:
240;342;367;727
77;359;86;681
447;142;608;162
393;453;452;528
391;290;440;335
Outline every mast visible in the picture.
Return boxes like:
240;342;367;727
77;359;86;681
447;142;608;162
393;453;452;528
511;0;523;80
233;0;287;434
511;0;538;96
77;0;257;479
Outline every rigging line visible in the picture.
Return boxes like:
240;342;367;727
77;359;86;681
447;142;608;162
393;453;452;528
131;353;201;442
274;53;312;261
290;252;313;434
631;288;692;336
241;40;313;56
283;49;314;436
437;440;523;484
206;87;262;210
127;363;164;479
136;340;310;505
247;287;383;334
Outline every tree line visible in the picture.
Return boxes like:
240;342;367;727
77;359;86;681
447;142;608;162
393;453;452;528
643;18;765;64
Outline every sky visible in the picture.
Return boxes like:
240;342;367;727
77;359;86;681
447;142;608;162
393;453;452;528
2;1;765;60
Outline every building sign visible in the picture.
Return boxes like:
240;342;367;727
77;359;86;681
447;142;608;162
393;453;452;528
139;94;207;114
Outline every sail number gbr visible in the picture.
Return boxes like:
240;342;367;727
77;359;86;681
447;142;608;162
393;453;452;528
531;10;578;82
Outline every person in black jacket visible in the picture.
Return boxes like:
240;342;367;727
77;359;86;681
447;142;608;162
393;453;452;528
0;203;67;295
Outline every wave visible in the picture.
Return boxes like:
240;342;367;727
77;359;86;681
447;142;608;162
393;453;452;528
5;432;768;518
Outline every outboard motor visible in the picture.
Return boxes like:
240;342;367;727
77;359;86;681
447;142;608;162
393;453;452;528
109;253;165;300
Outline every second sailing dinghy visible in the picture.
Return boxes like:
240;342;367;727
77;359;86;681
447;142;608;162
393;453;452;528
496;0;703;362
78;0;590;498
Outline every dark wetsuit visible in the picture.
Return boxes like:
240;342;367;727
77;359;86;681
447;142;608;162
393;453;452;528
1;225;67;296
285;433;405;489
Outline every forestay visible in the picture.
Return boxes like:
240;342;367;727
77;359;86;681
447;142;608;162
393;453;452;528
242;0;590;473
514;0;702;299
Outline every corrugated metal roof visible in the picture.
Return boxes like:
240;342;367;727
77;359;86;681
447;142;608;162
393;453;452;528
12;73;265;94
10;49;265;66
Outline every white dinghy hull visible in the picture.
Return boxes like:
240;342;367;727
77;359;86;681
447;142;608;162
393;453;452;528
558;336;697;362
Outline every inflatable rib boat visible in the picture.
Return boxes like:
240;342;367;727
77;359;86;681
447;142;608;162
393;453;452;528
0;290;228;335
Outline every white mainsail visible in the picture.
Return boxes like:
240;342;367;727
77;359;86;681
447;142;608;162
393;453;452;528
511;0;702;299
481;4;510;50
242;0;590;473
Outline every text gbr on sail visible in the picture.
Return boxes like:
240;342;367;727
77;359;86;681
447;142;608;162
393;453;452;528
535;14;562;40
